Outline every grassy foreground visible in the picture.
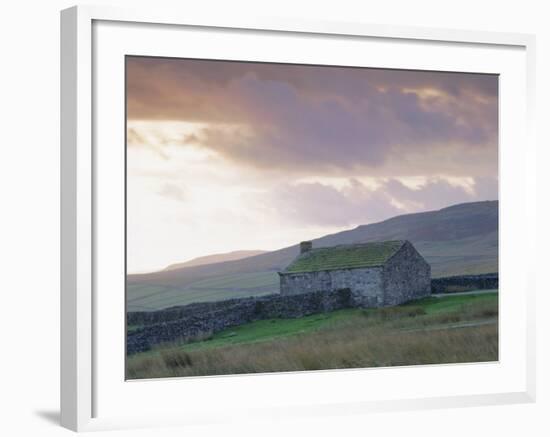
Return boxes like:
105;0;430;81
126;292;498;379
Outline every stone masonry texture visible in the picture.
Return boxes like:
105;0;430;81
430;273;498;293
382;240;431;306
127;289;353;355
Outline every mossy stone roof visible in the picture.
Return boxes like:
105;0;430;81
283;240;406;274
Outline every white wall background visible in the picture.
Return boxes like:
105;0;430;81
0;1;547;436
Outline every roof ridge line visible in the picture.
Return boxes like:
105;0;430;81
309;239;406;250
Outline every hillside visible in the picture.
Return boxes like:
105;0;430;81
164;250;267;271
127;200;498;311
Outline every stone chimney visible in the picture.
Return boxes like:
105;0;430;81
300;241;313;254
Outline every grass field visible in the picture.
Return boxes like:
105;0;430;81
127;292;498;379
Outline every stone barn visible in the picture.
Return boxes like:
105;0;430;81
278;240;431;308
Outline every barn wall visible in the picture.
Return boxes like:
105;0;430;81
279;267;384;307
279;271;332;295
330;267;384;307
382;241;431;306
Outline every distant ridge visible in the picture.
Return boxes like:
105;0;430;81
164;250;267;271
128;200;498;311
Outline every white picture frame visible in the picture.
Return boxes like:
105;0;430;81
60;5;537;432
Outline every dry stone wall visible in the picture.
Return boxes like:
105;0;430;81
430;273;498;293
127;270;498;356
127;288;353;355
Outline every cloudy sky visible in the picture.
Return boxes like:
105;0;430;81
126;56;498;273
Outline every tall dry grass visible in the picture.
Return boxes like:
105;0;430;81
127;320;498;379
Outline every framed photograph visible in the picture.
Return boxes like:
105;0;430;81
61;5;536;432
